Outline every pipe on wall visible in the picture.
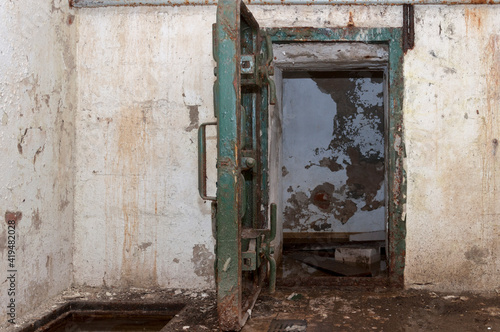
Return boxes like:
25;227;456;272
71;0;500;7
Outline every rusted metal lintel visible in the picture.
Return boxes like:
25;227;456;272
403;4;415;52
71;0;500;7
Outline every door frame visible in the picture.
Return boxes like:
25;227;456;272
267;27;406;285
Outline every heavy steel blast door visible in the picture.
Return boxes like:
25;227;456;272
198;0;276;330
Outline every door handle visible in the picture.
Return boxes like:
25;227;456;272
198;121;217;201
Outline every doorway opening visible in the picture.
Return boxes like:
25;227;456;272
279;70;387;281
266;35;405;286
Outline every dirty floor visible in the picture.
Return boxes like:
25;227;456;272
10;286;500;332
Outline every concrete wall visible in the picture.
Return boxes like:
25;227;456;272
73;4;500;293
404;6;500;292
74;7;216;288
0;0;76;325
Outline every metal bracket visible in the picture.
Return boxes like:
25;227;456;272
242;239;258;271
241;55;256;75
403;4;415;53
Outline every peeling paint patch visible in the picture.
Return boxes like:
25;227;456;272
346;147;384;211
282;166;289;177
138;242;152;251
185;105;199;132
18;128;28;154
59;198;70;212
191;244;214;283
33;144;46;166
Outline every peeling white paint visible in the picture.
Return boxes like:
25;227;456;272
0;0;76;325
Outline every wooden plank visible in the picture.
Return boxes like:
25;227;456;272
288;252;371;277
283;232;352;244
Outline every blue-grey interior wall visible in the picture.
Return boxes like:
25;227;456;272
281;72;385;234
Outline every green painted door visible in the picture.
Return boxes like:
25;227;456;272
199;0;276;330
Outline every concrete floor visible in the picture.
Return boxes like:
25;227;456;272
244;287;500;332
11;285;500;331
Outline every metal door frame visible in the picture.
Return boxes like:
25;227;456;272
267;27;407;285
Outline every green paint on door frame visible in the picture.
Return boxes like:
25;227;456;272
267;26;407;286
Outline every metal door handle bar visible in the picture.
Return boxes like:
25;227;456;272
198;121;217;201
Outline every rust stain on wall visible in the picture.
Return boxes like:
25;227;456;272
5;211;22;226
481;35;500;218
464;8;484;35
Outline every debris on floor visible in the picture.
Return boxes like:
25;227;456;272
6;286;500;332
244;287;500;332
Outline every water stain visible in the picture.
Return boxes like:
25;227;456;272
114;105;157;286
32;208;41;230
464;246;489;265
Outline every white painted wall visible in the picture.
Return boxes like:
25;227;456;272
74;7;216;289
0;0;76;326
75;4;500;294
404;6;500;292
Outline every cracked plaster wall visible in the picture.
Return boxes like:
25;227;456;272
0;0;77;325
73;4;500;293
